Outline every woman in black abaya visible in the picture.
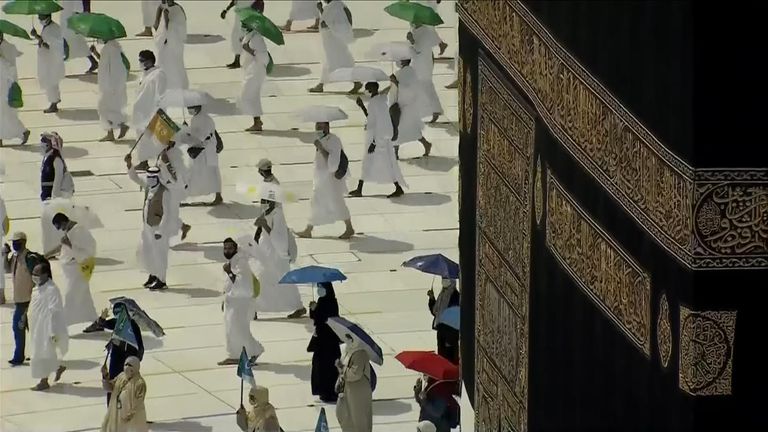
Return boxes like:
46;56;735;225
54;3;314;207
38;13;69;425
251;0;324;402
307;282;342;403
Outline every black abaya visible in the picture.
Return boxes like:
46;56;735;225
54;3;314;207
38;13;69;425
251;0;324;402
308;287;341;402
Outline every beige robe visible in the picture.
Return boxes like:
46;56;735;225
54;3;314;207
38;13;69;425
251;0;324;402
101;373;148;432
336;348;373;432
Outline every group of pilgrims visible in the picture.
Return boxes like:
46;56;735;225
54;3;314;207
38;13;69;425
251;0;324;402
1;0;461;431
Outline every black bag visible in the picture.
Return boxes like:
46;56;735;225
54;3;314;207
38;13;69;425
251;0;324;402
214;130;223;153
334;150;349;179
187;146;204;159
389;102;401;138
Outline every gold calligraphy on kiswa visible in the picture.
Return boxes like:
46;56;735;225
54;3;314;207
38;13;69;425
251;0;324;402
679;306;736;396
546;174;652;355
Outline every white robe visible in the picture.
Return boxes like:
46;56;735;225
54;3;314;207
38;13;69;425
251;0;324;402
129;168;173;281
319;0;355;83
132;66;167;134
0;40;25;140
230;0;254;55
310;133;351;225
157;146;187;235
60;0;90;60
224;252;264;359
361;95;406;185
0;196;6;292
414;0;443;53
141;0;162;28
290;0;319;21
410;25;443;115
179;112;221;197
29;279;69;379
97;40;128;131
155;3;188;90
40;156;74;254
238;32;269;117
245;207;301;313
37;22;66;104
390;65;427;145
60;224;98;326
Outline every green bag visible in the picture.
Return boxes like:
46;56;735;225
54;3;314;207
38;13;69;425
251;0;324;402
266;52;274;75
8;82;23;108
120;52;131;77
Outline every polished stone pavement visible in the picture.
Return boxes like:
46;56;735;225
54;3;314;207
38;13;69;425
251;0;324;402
0;1;460;430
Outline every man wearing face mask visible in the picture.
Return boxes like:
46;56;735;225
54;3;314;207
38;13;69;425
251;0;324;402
295;120;354;239
126;156;173;291
428;277;460;364
0;32;31;147
407;24;443;123
388;58;432;158
30;14;66;114
219;237;264;366
3;232;43;366
28;261;69;391
90;38;129;142
153;0;189;90
257;158;279;185
178;105;223;206
132;50;167;141
348;82;407;199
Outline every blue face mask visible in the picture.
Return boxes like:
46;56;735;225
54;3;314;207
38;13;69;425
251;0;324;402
317;287;327;298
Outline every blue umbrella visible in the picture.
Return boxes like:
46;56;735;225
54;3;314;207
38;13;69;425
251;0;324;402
438;306;460;330
327;316;384;365
279;265;347;284
402;253;459;279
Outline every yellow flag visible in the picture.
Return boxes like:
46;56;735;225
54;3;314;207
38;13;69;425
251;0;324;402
2;216;9;236
252;275;261;298
79;257;96;282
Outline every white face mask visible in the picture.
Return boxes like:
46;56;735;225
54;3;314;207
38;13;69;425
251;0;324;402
31;276;42;285
187;108;197;116
146;176;160;188
317;286;327;298
441;278;453;289
315;131;326;140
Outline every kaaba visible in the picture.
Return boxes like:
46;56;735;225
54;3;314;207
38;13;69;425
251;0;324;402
456;1;767;431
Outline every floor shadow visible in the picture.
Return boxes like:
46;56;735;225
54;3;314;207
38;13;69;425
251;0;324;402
186;34;225;44
270;64;312;78
390;192;452;207
171;242;223;262
63;359;100;370
257;129;315;143
55;108;100;122
373;399;413;415
256;362;312;381
94;257;124;266
47;383;104;399
353;28;376;39
164;286;221;299
206;97;238;116
149;420;214;432
72;73;97;84
349;234;414;254
403;155;458;173
62;146;89;159
427;121;459;137
207;201;262;220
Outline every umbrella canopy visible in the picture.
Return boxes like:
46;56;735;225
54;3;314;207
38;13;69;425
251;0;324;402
158;89;213;109
67;12;126;41
279;265;347;284
237;8;284;45
327;66;389;83
402;253;459;279
0;19;31;40
296;105;348;123
384;1;444;26
367;42;416;61
437;306;459;330
2;0;62;15
327;317;384;365
395;350;459;381
235;181;298;203
109;296;165;337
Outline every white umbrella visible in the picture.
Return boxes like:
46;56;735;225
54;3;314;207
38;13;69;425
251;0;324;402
40;198;103;254
367;42;416;61
235;181;297;203
158;89;214;109
327;66;388;83
296;105;348;123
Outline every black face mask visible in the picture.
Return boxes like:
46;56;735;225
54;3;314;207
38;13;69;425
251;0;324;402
223;251;237;260
11;241;24;252
259;169;272;179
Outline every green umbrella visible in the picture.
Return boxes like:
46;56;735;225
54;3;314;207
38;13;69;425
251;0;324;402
2;0;63;15
237;8;284;46
67;12;126;41
0;19;32;40
384;0;444;26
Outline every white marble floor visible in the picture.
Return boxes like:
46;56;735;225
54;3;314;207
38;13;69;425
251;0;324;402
0;1;460;431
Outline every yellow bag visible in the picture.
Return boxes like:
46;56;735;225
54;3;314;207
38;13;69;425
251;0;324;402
252;275;260;298
79;257;96;282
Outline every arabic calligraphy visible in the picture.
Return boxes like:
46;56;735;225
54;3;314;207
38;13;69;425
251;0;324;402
657;294;672;368
679;306;736;395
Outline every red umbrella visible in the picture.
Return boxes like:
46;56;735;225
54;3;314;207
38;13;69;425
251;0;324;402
395;350;460;381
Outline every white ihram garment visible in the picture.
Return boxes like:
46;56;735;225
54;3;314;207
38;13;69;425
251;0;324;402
60;0;90;59
319;0;355;83
132;66;167;136
238;32;269;117
156;146;187;235
361;95;406;185
0;196;6;292
410;25;443;115
310;133;350;225
179;112;221;197
97;40;128;131
390;65;428;145
141;0;162;28
290;0;319;21
229;1;254;55
223;252;264;359
154;4;188;90
29;279;69;379
0;40;25;140
59;224;98;326
37;22;66;104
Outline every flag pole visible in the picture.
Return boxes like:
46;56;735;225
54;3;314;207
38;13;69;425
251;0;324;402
239;375;244;408
128;130;147;156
